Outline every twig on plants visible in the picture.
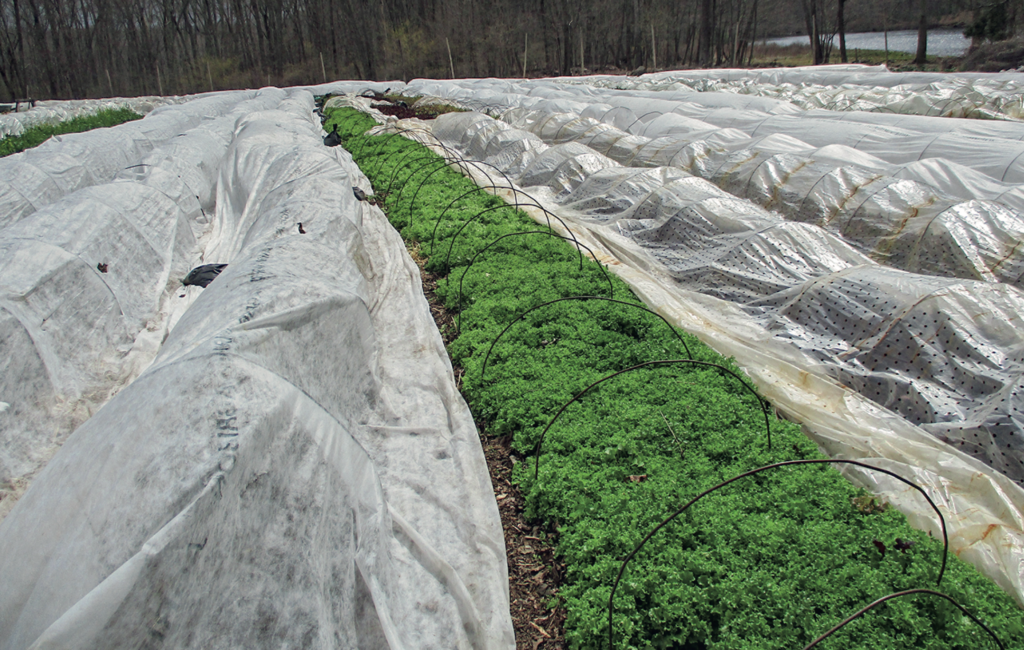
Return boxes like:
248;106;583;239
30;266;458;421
608;459;951;650
803;589;1004;650
659;410;684;459
530;621;552;638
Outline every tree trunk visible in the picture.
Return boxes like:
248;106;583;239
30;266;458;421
915;0;927;64
838;0;847;62
800;0;821;65
699;0;713;67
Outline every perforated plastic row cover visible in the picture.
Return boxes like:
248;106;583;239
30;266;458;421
419;100;1024;494
405;76;1024;180
0;88;513;650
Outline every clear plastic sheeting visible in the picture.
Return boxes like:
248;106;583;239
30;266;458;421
709;150;1024;285
571;93;1024;183
0;91;260;229
432;110;511;156
0;89;289;520
518;142;618;195
424;108;1024;605
0;95;184;138
0;89;512;650
429;111;546;177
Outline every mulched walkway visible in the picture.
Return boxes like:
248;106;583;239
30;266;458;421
408;243;568;649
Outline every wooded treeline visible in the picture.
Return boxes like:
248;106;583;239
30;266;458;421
0;0;992;101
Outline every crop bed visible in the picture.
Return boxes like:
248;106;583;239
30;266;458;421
346;91;466;120
0;107;142;157
325;106;1024;650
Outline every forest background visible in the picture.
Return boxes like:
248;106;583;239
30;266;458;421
0;0;1012;101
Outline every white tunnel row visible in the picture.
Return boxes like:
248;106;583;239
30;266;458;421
0;85;512;649
557;66;1024;120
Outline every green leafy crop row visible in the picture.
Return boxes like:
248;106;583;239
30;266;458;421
324;106;1024;650
0;106;143;157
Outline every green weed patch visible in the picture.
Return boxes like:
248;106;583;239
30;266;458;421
0;107;143;157
325;106;1024;650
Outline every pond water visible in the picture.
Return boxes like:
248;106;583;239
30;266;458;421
763;29;971;57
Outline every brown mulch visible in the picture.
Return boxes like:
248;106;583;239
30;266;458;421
407;243;568;649
369;100;453;121
370;102;423;120
484;434;568;650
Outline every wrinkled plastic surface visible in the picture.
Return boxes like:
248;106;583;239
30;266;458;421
560;66;1024;120
418;104;1024;606
0;89;287;519
0;91;260;229
405;77;1024;181
0;90;512;649
748;267;1024;482
466;101;1024;289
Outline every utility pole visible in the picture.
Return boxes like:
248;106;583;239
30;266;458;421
446;38;455;79
651;24;657;69
523;34;528;78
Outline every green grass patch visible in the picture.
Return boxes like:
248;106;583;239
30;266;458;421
0;107;143;157
326;105;1024;650
748;43;957;70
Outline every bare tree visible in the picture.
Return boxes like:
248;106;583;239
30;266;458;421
915;0;928;64
837;0;847;62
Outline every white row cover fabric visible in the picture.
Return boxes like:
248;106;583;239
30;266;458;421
395;107;1024;605
0;90;261;230
484;104;1024;288
407;80;1024;289
0;95;184;138
557;67;1024;120
625;64;1024;87
0;89;288;520
301;81;408;97
404;78;1024;182
0;89;512;650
